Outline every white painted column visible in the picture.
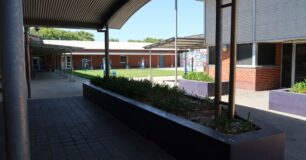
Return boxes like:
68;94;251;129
252;0;257;67
252;43;258;67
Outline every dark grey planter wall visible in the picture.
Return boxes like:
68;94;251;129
270;89;306;117
178;79;229;97
84;83;285;160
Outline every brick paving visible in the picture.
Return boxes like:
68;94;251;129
1;97;174;160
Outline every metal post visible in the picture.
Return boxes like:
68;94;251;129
69;50;73;82
149;49;152;81
24;27;31;98
174;0;178;85
184;52;187;73
214;0;223;118
63;54;66;78
228;0;237;119
191;57;194;72
0;0;31;159
104;24;110;78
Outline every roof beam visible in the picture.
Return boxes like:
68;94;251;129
24;20;100;29
100;0;129;28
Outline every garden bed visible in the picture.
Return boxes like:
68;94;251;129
179;79;229;97
83;81;285;160
269;89;306;117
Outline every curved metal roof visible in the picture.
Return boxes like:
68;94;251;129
23;0;150;29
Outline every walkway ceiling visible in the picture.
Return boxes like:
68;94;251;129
30;43;83;55
29;36;83;55
144;35;206;50
23;0;150;29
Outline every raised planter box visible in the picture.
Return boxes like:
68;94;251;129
178;79;229;97
84;83;285;160
269;89;306;117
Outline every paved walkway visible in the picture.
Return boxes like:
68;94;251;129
31;71;87;99
237;106;306;160
27;97;173;160
0;97;173;160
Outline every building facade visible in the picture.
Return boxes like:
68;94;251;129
39;41;177;71
205;0;306;90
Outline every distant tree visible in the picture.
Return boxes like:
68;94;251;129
30;28;95;41
110;38;120;42
128;37;163;43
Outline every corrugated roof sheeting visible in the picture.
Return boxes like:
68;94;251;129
23;0;150;29
144;37;206;50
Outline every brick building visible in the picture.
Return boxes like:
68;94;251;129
203;0;306;91
43;40;177;70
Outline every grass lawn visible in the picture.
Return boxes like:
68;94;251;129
73;69;184;78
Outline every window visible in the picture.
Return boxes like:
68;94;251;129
65;56;71;69
120;56;127;63
258;43;276;65
208;46;215;64
237;43;252;65
208;44;253;65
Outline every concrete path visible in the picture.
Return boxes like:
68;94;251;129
31;72;88;99
237;106;306;160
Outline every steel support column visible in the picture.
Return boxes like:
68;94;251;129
174;0;178;85
69;51;73;82
24;27;31;98
104;24;110;78
228;0;237;119
214;0;223;118
149;49;152;81
0;0;31;159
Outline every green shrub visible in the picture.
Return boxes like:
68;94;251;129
290;79;306;94
90;76;257;134
183;72;214;82
91;76;213;116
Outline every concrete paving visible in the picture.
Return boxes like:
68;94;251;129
31;71;88;99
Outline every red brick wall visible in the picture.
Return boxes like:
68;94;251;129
73;55;103;69
72;55;174;69
236;68;257;90
208;49;230;81
207;43;282;91
255;67;281;90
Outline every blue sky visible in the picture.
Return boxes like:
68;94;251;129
68;0;204;42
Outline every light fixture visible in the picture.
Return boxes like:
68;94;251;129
222;44;228;52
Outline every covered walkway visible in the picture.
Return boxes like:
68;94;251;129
30;72;87;99
0;72;174;160
28;97;173;160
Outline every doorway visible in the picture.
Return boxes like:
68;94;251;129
159;55;165;67
281;44;292;87
295;44;306;83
